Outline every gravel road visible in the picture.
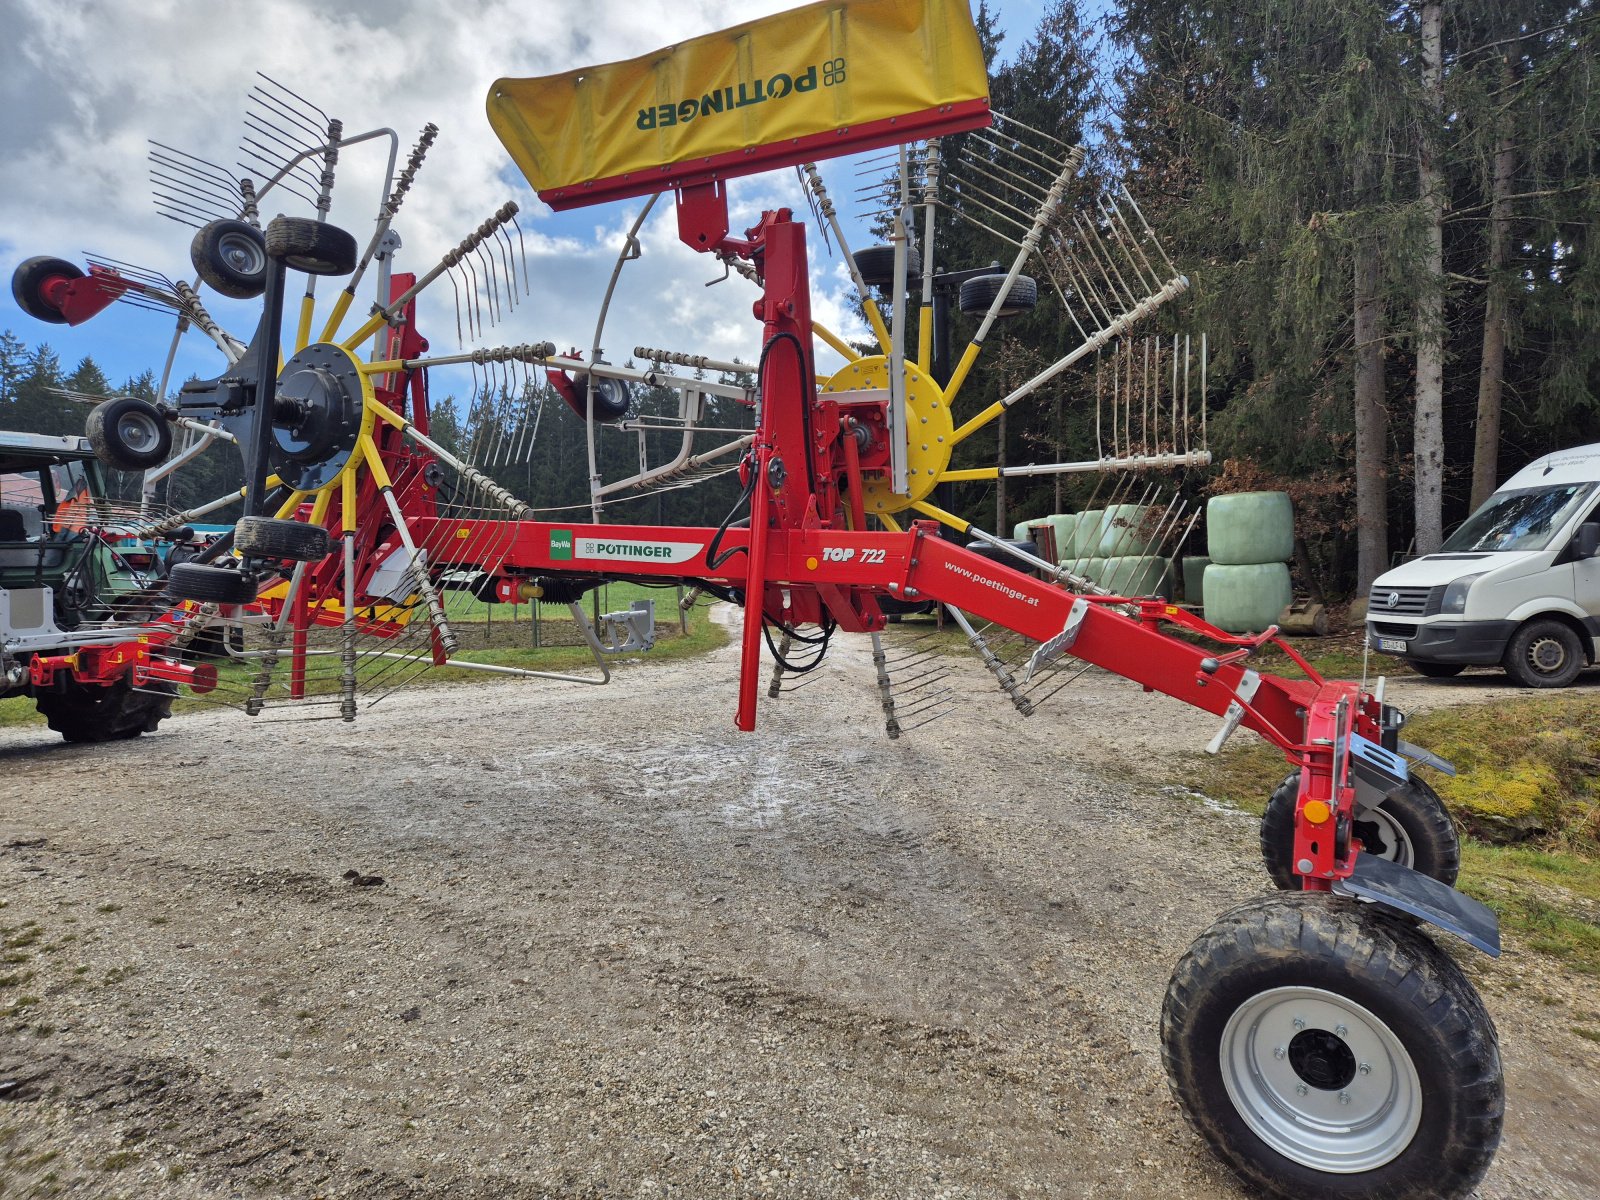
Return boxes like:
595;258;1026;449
1;609;1596;1198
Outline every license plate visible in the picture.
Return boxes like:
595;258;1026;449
1377;636;1407;653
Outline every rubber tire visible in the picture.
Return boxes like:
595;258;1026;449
1260;770;1460;889
35;676;175;743
264;216;358;277
11;256;83;324
1409;660;1465;679
167;561;258;605
86;396;173;470
1203;562;1292;634
1162;893;1502;1200
190;219;268;299
1501;618;1584;688
853;245;922;288
235;516;330;563
958;271;1038;317
1207;491;1295;565
584;376;631;421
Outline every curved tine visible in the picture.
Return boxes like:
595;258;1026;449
494;226;518;309
460;256;480;342
510;214;532;291
474;243;501;326
254;71;329;127
448;270;465;349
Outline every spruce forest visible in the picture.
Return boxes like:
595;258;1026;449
3;0;1596;599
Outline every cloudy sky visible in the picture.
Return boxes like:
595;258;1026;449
0;0;1058;404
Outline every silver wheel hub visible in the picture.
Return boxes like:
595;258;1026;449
1220;985;1422;1172
1354;804;1415;867
1528;636;1567;673
117;412;159;451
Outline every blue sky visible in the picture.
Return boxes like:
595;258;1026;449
0;0;1111;404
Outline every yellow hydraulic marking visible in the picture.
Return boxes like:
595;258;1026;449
318;288;356;343
294;293;315;354
820;355;951;517
950;396;1007;446
861;298;892;356
938;466;1000;483
909;497;970;534
943;341;983;405
812;321;861;363
917;306;933;372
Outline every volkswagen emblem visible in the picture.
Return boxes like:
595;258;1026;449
1385;591;1400;609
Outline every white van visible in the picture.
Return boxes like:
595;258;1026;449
1366;443;1600;687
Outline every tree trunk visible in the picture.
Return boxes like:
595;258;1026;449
1413;0;1446;553
1471;53;1517;511
1354;227;1389;594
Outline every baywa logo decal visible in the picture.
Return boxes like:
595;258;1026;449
637;57;847;132
550;529;574;561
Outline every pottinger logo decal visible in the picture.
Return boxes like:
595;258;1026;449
575;537;703;564
636;58;846;131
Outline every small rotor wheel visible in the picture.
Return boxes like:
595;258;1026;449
86;396;173;470
959;272;1038;318
167;561;258;605
235;516;331;563
11;255;84;325
190;219;269;299
265;216;359;277
853;244;922;289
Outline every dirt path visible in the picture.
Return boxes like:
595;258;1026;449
1;611;1596;1198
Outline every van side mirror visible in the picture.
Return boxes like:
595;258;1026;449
1578;522;1600;559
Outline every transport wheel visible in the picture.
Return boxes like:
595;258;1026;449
35;676;175;742
190;219;269;299
1407;660;1465;678
1502;618;1583;688
235;516;331;563
11;255;83;324
264;216;359;277
852;244;921;288
167;561;258;605
86;396;173;470
1162;893;1502;1200
958;271;1038;317
1260;770;1459;889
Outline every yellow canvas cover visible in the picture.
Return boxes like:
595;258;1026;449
487;0;990;208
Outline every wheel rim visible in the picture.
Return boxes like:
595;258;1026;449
1220;985;1422;1173
116;410;161;453
218;232;265;276
1525;635;1569;676
1353;804;1415;868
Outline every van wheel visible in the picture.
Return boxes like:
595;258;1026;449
1502;618;1583;688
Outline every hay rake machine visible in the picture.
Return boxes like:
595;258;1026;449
9;2;1505;1196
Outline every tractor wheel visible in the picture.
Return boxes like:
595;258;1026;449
1502;618;1584;688
11;256;83;324
86;396;173;470
235;516;331;563
35;676;176;743
1162;893;1502;1200
190;219;269;299
1260;770;1459;889
265;216;358;277
958;271;1038;317
852;245;922;288
167;561;258;605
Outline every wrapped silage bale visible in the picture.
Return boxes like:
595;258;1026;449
1206;491;1294;566
1204;562;1292;633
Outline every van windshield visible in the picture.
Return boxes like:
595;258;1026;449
1441;483;1596;552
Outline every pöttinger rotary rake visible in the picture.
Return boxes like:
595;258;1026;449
8;3;1503;1196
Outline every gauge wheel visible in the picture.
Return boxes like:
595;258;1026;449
190;219;269;299
235;516;331;563
1502;618;1584;688
852;244;922;288
959;271;1038;317
1259;770;1459;889
167;561;258;605
1163;893;1502;1200
265;216;359;277
12;255;85;324
86;396;173;470
35;676;175;742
